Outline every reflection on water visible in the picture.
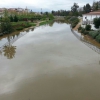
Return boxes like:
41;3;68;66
3;45;16;59
0;22;100;100
0;21;67;59
0;22;100;59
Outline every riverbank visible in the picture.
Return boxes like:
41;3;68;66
0;20;53;40
72;19;100;48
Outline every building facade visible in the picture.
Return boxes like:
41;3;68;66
82;10;100;29
82;10;100;25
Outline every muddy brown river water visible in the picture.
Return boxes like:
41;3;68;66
0;22;100;100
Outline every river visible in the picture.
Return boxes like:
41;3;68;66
0;22;100;100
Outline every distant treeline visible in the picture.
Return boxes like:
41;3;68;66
51;1;100;16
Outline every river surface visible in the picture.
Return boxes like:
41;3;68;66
0;22;100;100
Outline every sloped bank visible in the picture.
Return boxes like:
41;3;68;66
70;23;100;53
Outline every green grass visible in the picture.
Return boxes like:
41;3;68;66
11;21;36;31
39;20;53;26
29;23;36;26
11;21;26;25
12;21;36;26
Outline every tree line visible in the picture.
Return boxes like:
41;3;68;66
51;1;100;16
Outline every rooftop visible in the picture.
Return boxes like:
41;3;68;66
83;10;100;15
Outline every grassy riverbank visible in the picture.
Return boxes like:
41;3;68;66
39;20;54;26
11;21;37;31
0;19;54;39
65;16;79;28
73;19;100;47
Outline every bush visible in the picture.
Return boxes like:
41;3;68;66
85;24;91;31
96;34;100;42
89;31;99;39
83;31;89;35
93;17;100;29
71;23;76;28
69;16;77;22
78;26;82;31
80;28;85;33
70;16;79;28
14;15;18;22
65;16;71;21
1;17;13;34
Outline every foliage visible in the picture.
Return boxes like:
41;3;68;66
93;17;100;29
69;16;79;28
83;31;89;35
29;23;36;26
48;14;54;20
16;26;24;30
85;24;91;31
78;26;82;31
83;3;91;13
89;31;99;39
0;10;13;34
9;15;13;22
92;1;99;11
96;34;100;42
39;20;53;26
65;16;71;21
71;3;79;12
80;28;85;33
12;21;35;30
14;15;18;22
52;10;70;16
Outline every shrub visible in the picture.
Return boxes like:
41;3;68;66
93;17;100;29
70;16;79;28
65;16;71;21
78;26;82;31
1;17;13;34
80;28;85;33
83;31;89;35
89;31;99;39
96;34;100;42
71;23;76;28
85;24;91;31
14;15;18;22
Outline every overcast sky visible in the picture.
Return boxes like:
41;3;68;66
0;0;93;12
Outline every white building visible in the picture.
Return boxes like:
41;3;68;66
82;10;100;29
82;10;100;24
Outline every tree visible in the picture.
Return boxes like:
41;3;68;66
48;14;54;20
93;17;100;28
14;15;18;22
9;15;13;22
83;3;91;13
45;12;49;16
0;10;13;34
71;3;79;12
86;3;91;12
92;1;99;11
